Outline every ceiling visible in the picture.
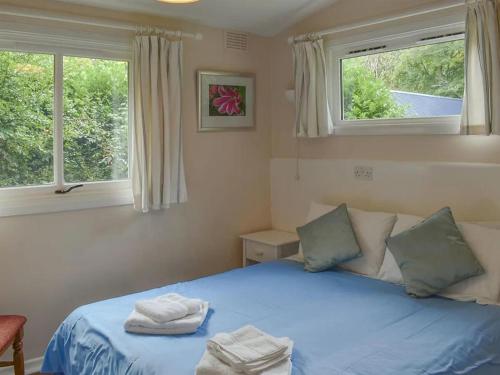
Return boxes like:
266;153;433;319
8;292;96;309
55;0;338;36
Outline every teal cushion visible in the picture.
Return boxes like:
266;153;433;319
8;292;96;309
386;207;484;297
297;203;362;272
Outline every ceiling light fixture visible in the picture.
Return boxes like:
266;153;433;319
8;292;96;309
156;0;200;3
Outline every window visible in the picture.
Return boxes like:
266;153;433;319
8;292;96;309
0;46;132;216
341;39;464;121
328;23;465;135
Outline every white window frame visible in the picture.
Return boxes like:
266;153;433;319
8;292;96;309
0;31;134;217
326;22;465;136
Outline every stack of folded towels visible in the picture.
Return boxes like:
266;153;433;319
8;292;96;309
196;325;294;375
124;293;209;335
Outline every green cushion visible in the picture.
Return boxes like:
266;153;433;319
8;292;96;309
297;203;362;272
386;207;484;298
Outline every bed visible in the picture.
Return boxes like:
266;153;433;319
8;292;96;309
42;260;500;375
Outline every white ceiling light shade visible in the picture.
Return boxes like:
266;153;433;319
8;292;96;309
156;0;199;3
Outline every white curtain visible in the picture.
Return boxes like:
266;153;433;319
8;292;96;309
461;0;500;135
293;36;334;138
133;35;187;212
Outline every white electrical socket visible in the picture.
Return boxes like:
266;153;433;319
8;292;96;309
354;166;374;181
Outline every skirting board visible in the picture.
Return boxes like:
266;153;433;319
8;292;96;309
0;357;42;375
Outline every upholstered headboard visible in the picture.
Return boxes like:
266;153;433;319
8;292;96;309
271;158;500;231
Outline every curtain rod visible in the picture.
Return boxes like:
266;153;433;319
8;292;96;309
0;4;203;40
288;1;465;44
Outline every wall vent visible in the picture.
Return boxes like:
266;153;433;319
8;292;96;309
225;31;248;52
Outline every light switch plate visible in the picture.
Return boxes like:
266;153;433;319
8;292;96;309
354;166;374;181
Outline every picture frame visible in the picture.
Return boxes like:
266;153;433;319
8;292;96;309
197;70;255;132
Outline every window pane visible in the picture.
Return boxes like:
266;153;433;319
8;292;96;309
0;51;54;188
63;56;128;183
341;40;464;121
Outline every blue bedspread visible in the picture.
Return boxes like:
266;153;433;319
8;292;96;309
42;261;500;375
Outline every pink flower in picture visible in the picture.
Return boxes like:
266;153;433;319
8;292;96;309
209;84;246;117
209;84;219;98
213;86;241;115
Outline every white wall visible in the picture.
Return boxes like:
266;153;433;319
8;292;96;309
271;158;500;231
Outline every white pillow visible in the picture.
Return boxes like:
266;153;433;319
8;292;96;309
443;223;500;304
378;214;422;284
378;214;500;305
473;221;500;230
298;202;396;277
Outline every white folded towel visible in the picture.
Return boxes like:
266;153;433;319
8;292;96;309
196;349;292;375
135;293;203;323
196;326;293;375
124;301;209;335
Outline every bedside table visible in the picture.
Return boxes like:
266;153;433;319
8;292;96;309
240;230;300;267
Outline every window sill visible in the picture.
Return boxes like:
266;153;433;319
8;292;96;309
0;181;133;218
332;118;460;136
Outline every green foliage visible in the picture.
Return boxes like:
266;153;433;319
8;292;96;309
342;60;407;120
0;51;128;188
0;52;54;187
392;40;465;99
63;57;128;183
342;40;465;120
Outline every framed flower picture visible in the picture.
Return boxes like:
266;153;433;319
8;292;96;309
198;71;255;132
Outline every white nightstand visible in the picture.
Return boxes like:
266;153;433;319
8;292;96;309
240;230;300;267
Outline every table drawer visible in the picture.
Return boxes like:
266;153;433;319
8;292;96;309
245;241;278;262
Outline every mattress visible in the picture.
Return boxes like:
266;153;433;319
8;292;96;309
42;260;500;374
